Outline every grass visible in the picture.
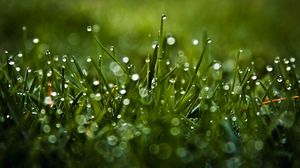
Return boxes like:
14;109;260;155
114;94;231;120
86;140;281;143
1;15;300;167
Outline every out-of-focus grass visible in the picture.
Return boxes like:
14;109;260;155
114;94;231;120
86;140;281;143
1;0;300;70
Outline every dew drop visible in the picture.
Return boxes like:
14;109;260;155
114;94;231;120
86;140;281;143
223;84;230;91
86;26;92;32
76;115;87;125
17;53;23;58
290;57;296;63
170;127;181;136
48;135;57;144
152;41;158;49
8;60;15;65
131;73;139;81
123;98;130;106
192;39;199;45
169;78;176;84
43;124;51;133
119;89;126;95
283;58;290;64
51;92;57;97
207;38;212;44
86;57;92;63
77;125;85;133
93;80;100;86
274;57;280;64
122;56;129;64
32;38;39;44
45;50;51;56
44;96;54;107
266;65;273;72
109;62;123;76
277;76;283;83
183;62;190;71
232;116;237;122
139;87;148;98
56;109;63;115
251;75;257;81
117;114;122;119
286;66;291;71
213;63;221;70
171;118;180;126
166;36;176;45
162;14;167;20
210;105;218;113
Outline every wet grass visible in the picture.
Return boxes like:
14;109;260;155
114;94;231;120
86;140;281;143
1;15;300;167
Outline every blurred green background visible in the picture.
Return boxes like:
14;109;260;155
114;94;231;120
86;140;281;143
1;0;300;70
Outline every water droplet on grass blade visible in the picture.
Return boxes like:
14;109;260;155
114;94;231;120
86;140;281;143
167;36;176;45
223;84;230;91
266;65;273;72
251;75;257;81
192;39;199;45
277;76;283;83
86;26;92;32
213;63;221;70
169;78;176;84
48;135;57;144
123;98;130;105
86;57;92;62
290;57;296;63
8;60;15;65
93;80;100;86
43;124;51;133
119;89;126;95
184;62;190;71
139;87;148;98
33;38;39;44
17;53;23;58
274;57;280;64
131;73;139;81
162;14;167;20
45;50;50;56
122;56;129;63
171;118;180;126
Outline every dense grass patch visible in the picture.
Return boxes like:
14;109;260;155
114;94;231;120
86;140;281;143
1;15;300;167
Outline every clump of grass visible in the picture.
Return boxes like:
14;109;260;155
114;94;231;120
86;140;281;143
1;15;300;167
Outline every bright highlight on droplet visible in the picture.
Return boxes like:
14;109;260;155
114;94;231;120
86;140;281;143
87;26;92;32
33;38;39;44
122;57;129;63
93;80;100;86
213;63;221;70
131;74;139;81
86;57;92;62
166;36;176;45
192;39;199;45
123;98;130;105
266;65;273;72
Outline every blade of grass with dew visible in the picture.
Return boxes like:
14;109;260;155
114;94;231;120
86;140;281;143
93;35;129;76
148;44;158;90
176;31;208;108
